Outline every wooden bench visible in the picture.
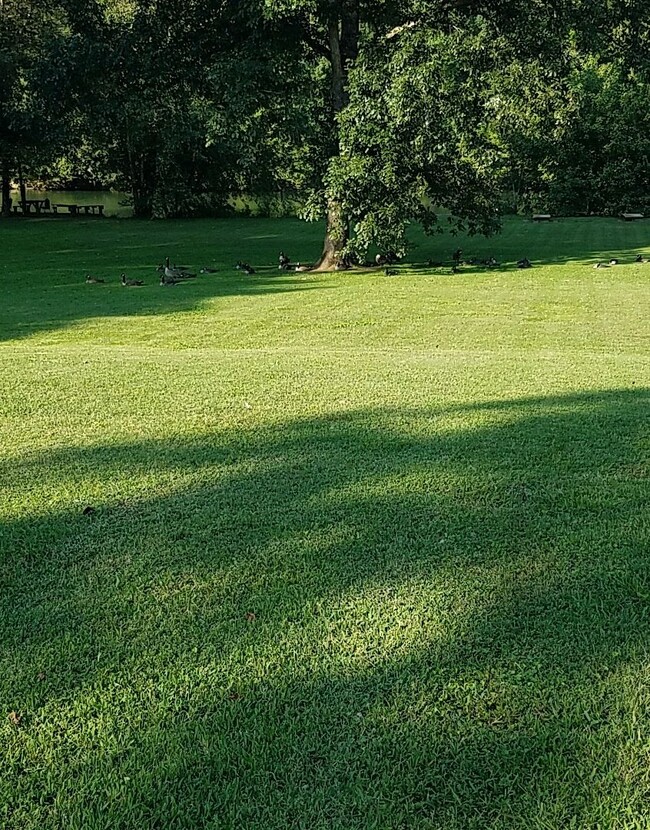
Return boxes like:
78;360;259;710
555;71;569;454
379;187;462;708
81;204;104;216
52;203;104;216
621;213;644;221
532;214;552;222
52;203;79;214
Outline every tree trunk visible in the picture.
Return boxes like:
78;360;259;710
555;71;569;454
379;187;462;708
132;187;154;218
125;117;155;218
1;159;11;217
314;7;359;270
17;162;27;208
314;202;349;271
130;153;156;218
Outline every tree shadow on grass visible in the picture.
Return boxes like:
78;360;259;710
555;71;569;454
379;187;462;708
0;271;329;344
1;389;649;828
0;215;333;343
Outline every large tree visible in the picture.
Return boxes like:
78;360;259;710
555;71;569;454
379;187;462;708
7;0;649;252
252;1;569;266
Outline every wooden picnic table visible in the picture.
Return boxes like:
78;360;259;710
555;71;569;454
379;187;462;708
13;198;50;215
52;203;105;216
621;213;644;221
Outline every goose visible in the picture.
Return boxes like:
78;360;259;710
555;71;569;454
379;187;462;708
163;257;196;279
171;263;196;277
593;262;606;269
169;268;196;279
295;263;310;272
157;263;194;281
517;258;532;269
609;258;619;266
236;261;255;274
160;273;180;286
200;267;218;274
122;273;144;286
278;252;291;270
85;274;105;284
384;267;398;276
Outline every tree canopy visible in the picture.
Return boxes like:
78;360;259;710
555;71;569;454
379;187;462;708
2;0;650;265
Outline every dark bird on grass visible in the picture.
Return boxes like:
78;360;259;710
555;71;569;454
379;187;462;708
452;248;463;265
593;262;606;268
200;267;218;274
85;274;105;284
171;267;196;278
384;267;398;276
295;263;311;272
236;261;255;274
278;251;291;270
171;270;196;279
609;258;619;265
160;258;196;279
162;259;191;271
160;273;180;286
121;273;144;286
517;258;532;269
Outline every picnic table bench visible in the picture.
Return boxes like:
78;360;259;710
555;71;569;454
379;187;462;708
52;203;104;216
13;198;50;215
621;213;644;221
532;213;552;222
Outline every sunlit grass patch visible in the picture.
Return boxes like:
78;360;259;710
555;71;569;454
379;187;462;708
1;216;649;829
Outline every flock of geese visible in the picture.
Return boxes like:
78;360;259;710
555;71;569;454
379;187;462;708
83;251;650;285
84;253;311;287
593;254;649;268
85;257;219;286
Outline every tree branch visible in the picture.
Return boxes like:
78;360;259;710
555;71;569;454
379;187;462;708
301;20;330;60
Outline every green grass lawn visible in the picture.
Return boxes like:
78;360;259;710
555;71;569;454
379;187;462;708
1;215;649;829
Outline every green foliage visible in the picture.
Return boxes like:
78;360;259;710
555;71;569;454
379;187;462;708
332;18;506;257
491;55;650;216
5;0;650;250
0;2;75;185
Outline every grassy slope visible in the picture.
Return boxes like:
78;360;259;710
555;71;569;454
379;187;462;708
1;216;649;829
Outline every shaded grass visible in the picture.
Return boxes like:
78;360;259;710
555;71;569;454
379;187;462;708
1;214;650;346
1;216;649;828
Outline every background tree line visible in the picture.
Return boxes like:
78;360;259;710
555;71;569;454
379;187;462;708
2;0;649;265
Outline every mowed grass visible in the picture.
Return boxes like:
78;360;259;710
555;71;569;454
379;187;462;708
1;215;649;829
